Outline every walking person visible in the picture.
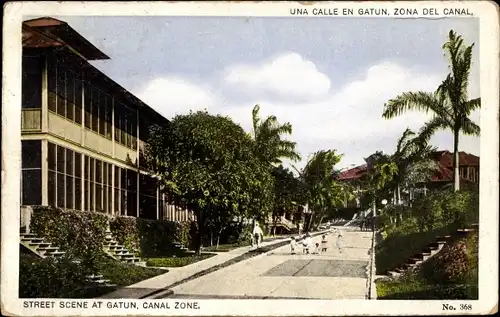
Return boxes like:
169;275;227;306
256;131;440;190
320;234;328;253
302;233;312;254
290;236;297;255
336;232;344;254
252;222;264;249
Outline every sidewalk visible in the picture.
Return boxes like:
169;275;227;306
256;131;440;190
100;233;320;299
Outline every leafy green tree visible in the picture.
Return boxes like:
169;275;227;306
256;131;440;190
359;151;398;215
296;150;350;231
270;165;304;235
251;104;301;165
382;30;480;191
146;111;274;254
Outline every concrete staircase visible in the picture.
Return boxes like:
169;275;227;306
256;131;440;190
20;233;66;258
387;224;478;278
20;232;116;288
102;230;146;267
87;274;116;288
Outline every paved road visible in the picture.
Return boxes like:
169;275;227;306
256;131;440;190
169;229;373;299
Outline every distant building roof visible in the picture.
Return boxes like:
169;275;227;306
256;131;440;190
430;150;480;168
337;164;367;181
23;17;109;60
337;150;479;183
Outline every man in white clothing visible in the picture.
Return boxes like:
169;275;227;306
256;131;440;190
252;222;264;248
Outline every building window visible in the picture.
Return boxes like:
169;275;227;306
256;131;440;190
75;152;82;210
47;59;83;125
22;55;42;109
21;140;41;169
114;102;137;149
46;142;83;210
139;174;158;220
21;140;42;205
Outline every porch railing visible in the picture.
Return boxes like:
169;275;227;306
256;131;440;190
21;108;42;131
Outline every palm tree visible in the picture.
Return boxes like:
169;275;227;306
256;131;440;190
295;150;350;231
391;128;438;204
251;104;301;165
382;30;480;191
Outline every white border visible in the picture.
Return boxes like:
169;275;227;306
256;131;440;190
2;1;499;316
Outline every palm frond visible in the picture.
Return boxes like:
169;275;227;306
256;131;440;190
382;91;449;120
464;98;481;116
460;117;480;136
417;116;449;144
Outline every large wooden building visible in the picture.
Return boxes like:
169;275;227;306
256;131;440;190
21;17;191;221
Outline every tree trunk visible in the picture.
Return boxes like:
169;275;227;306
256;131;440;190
216;228;223;248
453;128;460;191
194;209;204;255
397;183;401;205
210;231;213;247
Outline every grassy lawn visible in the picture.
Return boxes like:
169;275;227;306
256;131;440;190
202;242;250;252
377;277;478;300
97;258;166;287
145;253;216;267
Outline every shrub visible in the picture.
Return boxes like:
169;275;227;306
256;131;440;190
19;254;93;298
109;216;194;257
30;206;108;270
411;193;444;232
440;190;479;227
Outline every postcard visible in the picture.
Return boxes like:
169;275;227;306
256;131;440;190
1;1;498;316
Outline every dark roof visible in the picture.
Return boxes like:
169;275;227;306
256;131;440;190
23;17;109;60
53;48;169;126
22;17;169;127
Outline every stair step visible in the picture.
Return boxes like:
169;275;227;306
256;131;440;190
135;261;147;267
20;233;37;238
23;237;44;242
88;275;104;280
46;251;65;256
92;279;112;284
39;246;58;251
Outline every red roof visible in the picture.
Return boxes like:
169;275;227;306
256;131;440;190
337;150;479;183
430;151;479;169
338;164;367;181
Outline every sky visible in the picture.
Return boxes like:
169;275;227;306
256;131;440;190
46;15;480;170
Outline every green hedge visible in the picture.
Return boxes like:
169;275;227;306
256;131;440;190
30;206;109;269
109;216;192;257
19;253;93;298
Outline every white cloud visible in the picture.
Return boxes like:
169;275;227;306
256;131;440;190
224;53;331;101
135;77;216;119
218;60;479;169
136;60;480;171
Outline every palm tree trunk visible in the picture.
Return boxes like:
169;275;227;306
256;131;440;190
453;128;460;191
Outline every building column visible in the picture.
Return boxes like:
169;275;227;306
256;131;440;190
41;55;48;133
156;183;160;220
136;109;140;218
81;76;85;146
41;139;48;205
